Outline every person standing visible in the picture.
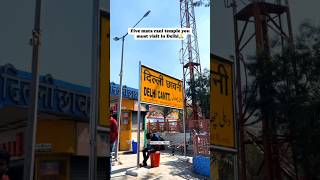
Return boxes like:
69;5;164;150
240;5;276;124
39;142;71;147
0;149;10;180
110;109;118;154
109;109;118;178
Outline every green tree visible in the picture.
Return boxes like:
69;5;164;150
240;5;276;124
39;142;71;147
159;107;174;131
186;68;210;119
193;0;211;7
245;21;320;179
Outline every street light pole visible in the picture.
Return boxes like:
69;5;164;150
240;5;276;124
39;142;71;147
113;10;151;162
114;36;125;162
23;0;42;179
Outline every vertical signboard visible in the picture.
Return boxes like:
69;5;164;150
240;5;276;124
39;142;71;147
210;54;236;150
99;11;110;127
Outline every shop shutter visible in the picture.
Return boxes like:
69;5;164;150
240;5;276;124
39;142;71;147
70;156;108;180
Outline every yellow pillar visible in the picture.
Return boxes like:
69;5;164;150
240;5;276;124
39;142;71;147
99;11;110;127
119;111;132;151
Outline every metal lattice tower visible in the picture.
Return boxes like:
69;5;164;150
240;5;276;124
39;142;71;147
227;0;295;179
180;0;201;122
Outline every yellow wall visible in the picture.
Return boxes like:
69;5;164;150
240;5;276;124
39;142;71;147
110;99;135;111
120;131;132;151
119;111;132;151
121;99;134;111
99;11;110;127
36;120;76;154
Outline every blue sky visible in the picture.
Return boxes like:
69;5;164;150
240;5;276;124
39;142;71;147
110;0;210;89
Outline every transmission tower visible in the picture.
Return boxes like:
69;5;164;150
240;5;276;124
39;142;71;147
180;0;201;124
227;0;296;179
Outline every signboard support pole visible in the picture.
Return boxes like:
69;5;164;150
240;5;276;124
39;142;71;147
137;61;142;168
88;0;100;179
234;154;239;180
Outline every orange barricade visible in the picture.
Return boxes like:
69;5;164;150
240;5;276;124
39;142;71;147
150;151;161;167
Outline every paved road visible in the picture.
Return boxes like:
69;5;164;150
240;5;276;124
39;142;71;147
111;152;209;180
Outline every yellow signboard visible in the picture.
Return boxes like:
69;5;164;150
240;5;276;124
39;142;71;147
98;11;110;127
210;54;235;149
140;65;183;109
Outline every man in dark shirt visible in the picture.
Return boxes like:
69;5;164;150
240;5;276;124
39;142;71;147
141;133;161;167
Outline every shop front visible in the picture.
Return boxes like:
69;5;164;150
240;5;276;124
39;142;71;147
0;63;109;180
110;83;147;151
110;89;135;151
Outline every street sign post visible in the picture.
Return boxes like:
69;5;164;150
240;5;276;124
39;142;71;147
137;63;184;167
210;54;238;180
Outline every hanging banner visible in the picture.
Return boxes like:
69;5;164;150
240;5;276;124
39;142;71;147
98;10;110;127
140;65;183;109
210;54;236;149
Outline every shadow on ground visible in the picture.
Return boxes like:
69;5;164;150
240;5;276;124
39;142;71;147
111;166;136;175
161;158;210;180
140;173;160;180
111;153;210;179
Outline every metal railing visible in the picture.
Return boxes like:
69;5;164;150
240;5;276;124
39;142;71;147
147;121;183;133
192;133;210;156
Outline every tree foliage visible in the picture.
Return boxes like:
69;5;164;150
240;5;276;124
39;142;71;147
245;21;320;179
193;0;211;7
186;68;210;119
158;107;173;120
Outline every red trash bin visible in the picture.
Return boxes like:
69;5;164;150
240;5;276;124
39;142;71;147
150;151;160;167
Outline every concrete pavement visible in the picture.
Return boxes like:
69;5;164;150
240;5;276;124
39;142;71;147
111;152;209;180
